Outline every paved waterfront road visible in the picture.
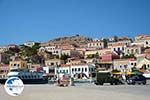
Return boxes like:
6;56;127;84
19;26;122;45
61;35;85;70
0;84;150;100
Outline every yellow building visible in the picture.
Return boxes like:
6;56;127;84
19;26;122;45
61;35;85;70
9;60;27;69
137;58;150;70
87;41;104;49
45;58;64;66
125;45;142;56
84;48;111;58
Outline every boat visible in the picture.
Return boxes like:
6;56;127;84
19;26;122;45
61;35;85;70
0;68;48;84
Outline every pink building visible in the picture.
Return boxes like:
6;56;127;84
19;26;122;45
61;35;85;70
101;53;120;62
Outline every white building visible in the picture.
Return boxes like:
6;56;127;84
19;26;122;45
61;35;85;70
55;64;95;79
108;43;126;56
45;46;56;52
39;46;62;56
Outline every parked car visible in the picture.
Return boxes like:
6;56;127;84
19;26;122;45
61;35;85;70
94;71;123;85
127;75;146;85
143;73;150;79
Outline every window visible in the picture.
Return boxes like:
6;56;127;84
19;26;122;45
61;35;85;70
131;63;133;65
57;70;59;73
78;68;80;71
134;63;136;66
72;68;74;72
127;49;130;53
66;70;68;73
82;68;84;72
118;48;120;51
51;63;54;65
124;65;127;69
85;68;87;72
131;49;134;53
89;68;91;72
91;68;94;72
135;49;138;53
146;41;148;44
114;48;116;51
147;64;150;68
75;68;77;71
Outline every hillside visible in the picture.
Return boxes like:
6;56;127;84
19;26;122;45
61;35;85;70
45;34;92;47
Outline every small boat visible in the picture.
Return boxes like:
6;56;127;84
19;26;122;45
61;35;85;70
0;68;48;84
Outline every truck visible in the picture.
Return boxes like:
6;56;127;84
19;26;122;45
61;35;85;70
94;71;123;85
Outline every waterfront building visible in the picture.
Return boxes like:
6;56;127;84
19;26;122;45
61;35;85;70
113;58;136;72
96;53;119;71
55;64;95;79
9;58;27;69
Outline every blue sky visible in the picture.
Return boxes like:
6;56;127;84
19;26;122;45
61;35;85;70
0;0;150;45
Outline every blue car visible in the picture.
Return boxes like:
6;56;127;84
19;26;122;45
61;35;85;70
127;75;146;85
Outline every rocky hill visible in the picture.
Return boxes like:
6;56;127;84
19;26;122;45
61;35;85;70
45;34;92;47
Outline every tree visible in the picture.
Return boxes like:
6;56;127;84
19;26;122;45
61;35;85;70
102;38;108;48
19;43;41;58
86;53;99;59
122;54;135;59
87;54;95;59
60;54;69;61
114;36;118;42
94;52;99;58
